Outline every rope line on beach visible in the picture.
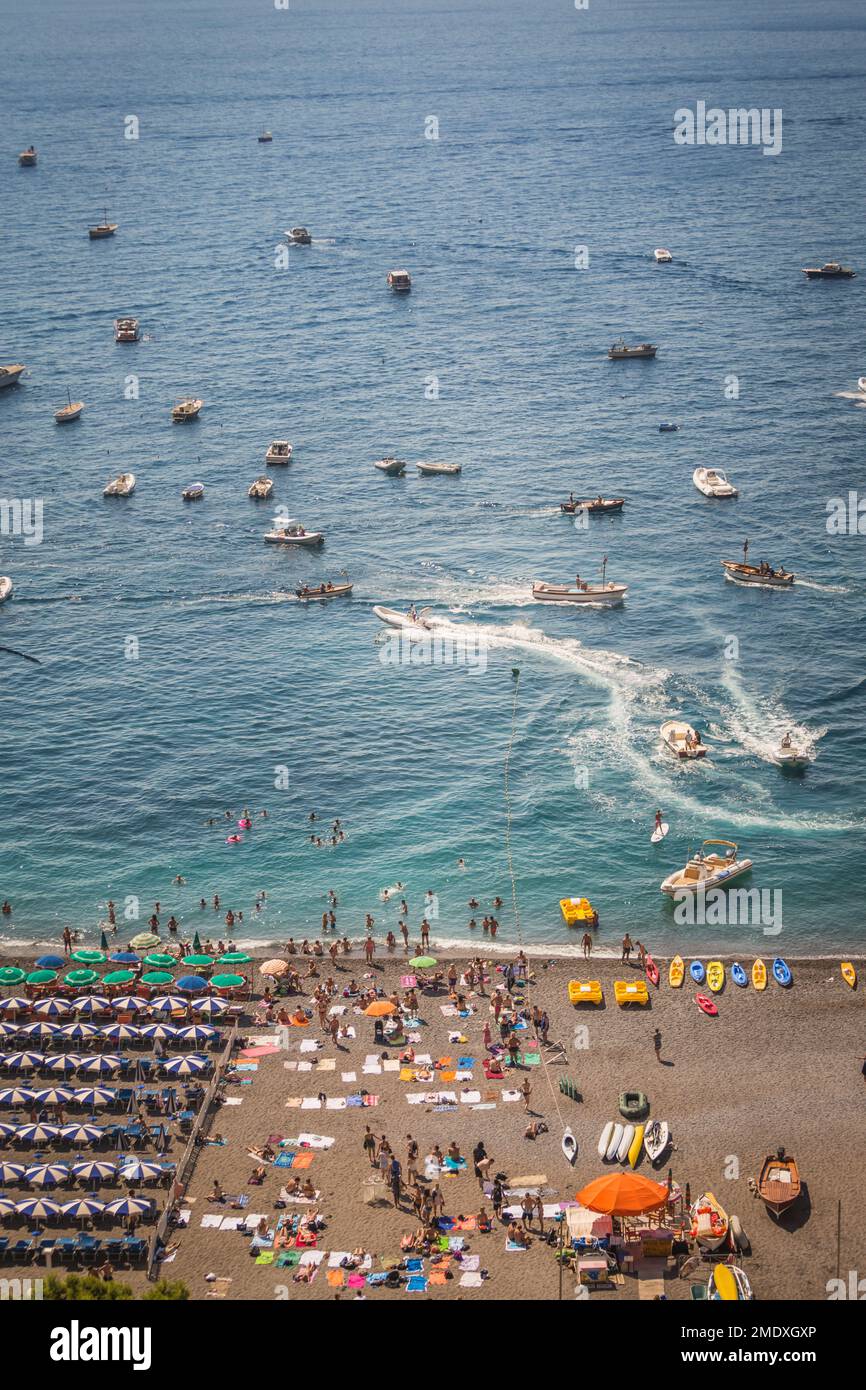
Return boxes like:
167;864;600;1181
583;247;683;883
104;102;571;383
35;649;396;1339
503;668;565;1130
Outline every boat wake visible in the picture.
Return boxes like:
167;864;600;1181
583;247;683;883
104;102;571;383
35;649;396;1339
720;667;824;768
792;578;849;594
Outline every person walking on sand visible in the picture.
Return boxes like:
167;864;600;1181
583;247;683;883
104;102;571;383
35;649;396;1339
521;1076;532;1112
364;935;375;966
581;930;592;959
362;1126;376;1167
535;1194;545;1233
492;1176;504;1222
399;921;409;949
389;1155;402;1207
621;933;633;963
653;1028;662;1063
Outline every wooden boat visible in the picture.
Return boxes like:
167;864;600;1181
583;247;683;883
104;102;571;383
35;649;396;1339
265;441;292;465
691;1192;729;1249
103;473;135;497
560;496;625;514
258;130;273;143
88;208;118;239
247;476;274;500
114;317;140;343
722;559;794;588
533;569;627;607
295;582;353;601
0;576;13;604
55;392;84;423
416;461;462;476
608;339;657;359
660;719;707;759
171;398;203;422
802;261;855;279
841;961;856;988
373;457;407;476
561;1127;577;1165
387;269;411;292
18;147;37;166
286;227;311;244
182;483;205;501
758;1150;801;1215
668;955;684;988
263;520;324;546
0;365;26;389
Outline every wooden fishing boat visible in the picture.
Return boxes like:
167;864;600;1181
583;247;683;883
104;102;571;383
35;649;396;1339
758;1150;801;1216
295;582;353;601
88;208;118;239
0;364;26;389
691;1191;729;1249
171;398;203;422
182;483;205;501
608;339;657;359
722;559;794;588
560;496;625;514
55;392;84;423
18;147;37;167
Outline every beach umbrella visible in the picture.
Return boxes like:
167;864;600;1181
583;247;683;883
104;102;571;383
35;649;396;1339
162;1055;207;1075
174;1024;217;1043
192;932;203;952
118;1161;163;1183
100;931;110;951
110;996;148;1013
104;1196;153;1217
62;1197;106;1219
72;1087;113;1106
0;1162;27;1182
181;955;213;969
218;952;251;965
103;970;136;987
130;933;161;950
0;1023;20;1037
24;1162;69;1186
36;955;66;970
43;1054;83;1074
409;956;437;969
175;975;207;994
140;1023;178;1040
149;996;187;1013
71;995;111;1014
14;1123;60;1143
0;967;26;985
78;1055;123;1075
60;1124;103;1144
260;959;288;977
0;997;30;1013
4;1051;45;1070
0;1122;17;1137
210;974;244;990
32;1087;75;1105
18;1022;60;1039
0;1087;36;1105
191;996;228;1016
15;1197;62;1219
25;970;58;986
141;971;174;987
71;1160;117;1181
71;950;105;965
63;970;100;988
0;1197;18;1215
109;952;139;964
32;997;73;1017
364;1000;397;1017
103;1024;141;1042
58;1022;100;1041
143;953;175;968
575;1173;670;1216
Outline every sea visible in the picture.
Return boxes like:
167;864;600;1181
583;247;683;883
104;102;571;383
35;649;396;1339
1;0;865;958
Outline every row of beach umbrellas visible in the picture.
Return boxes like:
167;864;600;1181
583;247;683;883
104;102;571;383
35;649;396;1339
0;1122;136;1144
0;969;247;991
0;1158;170;1185
0;1196;154;1219
0;1024;216;1052
0;1052;212;1077
0;994;231;1018
0;1058;211;1102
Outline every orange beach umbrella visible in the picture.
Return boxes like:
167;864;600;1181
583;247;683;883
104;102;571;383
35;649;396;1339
364;1000;397;1017
575;1173;669;1216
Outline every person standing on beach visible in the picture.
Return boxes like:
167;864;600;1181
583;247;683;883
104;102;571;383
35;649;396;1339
62;925;72;955
364;935;375;967
621;933;633;963
535;1194;544;1233
389;1155;402;1207
492;1177;504;1222
420;920;430;949
362;1126;376;1166
653;1028;662;1063
399;921;409;949
581;931;592;959
636;940;647;970
521;1076;532;1112
473;1140;492;1187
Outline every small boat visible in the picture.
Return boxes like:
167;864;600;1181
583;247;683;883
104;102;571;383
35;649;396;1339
731;963;748;988
709;1264;753;1301
752;959;767;991
372;604;436;631
658;421;678;431
654;248;672;263
758;1149;801;1215
772;958;792;988
373;456;407;476
172;398;203;422
182;483;205;501
0;364;26;389
286;227;311;244
560;496;625;514
598;1122;615;1159
533;558;627;607
562;1127;577;1165
416;461;462;476
858;377;866;394
605;1123;624;1162
387;269;411;292
644;1120;669;1164
690;961;705;985
661;840;753;896
560;897;598;928
18;147;37;166
263;520;324;547
841;961;856;988
0;576;13;604
247;476;274;500
616;1124;635;1163
706;961;725;994
775;733;810;769
645;955;659;987
628;1124;645;1169
88;208;118;239
265;441;293;465
668;956;684;988
722;559;794;588
608;339;657;359
691;1192;729;1249
693;466;738;498
103;473;136;497
802;261;855;279
114;317;140;343
296;582;353;601
55;392;84;423
660;719;707;759
258;130;273;143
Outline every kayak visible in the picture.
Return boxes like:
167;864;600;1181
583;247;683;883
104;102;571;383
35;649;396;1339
731;962;747;988
841;962;856;988
646;955;660;987
669;955;684;988
696;993;718;1016
562;1127;577;1165
690;961;705;985
772;958;792;987
752;959;767;991
706;961;725;994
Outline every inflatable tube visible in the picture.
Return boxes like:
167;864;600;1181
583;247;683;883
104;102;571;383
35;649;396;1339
226;834;242;844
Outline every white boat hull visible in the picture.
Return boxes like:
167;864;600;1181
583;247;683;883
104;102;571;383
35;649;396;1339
372;604;437;631
264;531;323;546
693;468;738;498
0;577;13;604
374;459;407;476
661;858;753;895
0;367;25;389
416;462;462;476
533;582;627;607
103;473;136;497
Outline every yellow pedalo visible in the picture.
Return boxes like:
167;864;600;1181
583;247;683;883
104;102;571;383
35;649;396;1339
568;979;603;1006
560;896;597;927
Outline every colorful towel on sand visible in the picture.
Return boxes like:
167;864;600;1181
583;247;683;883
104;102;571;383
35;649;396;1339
406;1276;428;1292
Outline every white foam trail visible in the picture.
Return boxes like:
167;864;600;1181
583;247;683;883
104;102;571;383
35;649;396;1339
720;666;824;767
793;579;849;593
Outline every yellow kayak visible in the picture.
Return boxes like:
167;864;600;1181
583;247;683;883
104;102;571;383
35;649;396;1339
628;1123;645;1169
841;961;856;989
752;959;767;991
707;960;725;993
669;954;685;988
713;1264;738;1301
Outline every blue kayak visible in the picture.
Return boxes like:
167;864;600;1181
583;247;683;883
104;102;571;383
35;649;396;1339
731;962;748;987
773;958;792;987
690;961;705;984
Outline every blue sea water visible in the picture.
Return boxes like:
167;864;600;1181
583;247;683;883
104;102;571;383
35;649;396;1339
1;0;865;956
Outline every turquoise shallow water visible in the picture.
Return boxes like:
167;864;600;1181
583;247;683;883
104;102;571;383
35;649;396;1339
1;0;865;955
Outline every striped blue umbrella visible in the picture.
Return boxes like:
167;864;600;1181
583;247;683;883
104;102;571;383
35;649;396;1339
62;1197;106;1218
71;996;111;1015
140;1023;178;1040
191;996;228;1016
174;1024;217;1043
149;996;187;1013
111;996;149;1013
0;1022;19;1037
4;1051;44;1070
0;1087;36;1105
0;1161;27;1182
59;1123;103;1143
15;1197;62;1218
162;1055;207;1075
43;1054;83;1074
0;998;30;1013
78;1054;123;1075
0;1121;18;1137
13;1123;61;1142
32;1087;75;1105
24;1162;69;1186
71;1160;117;1181
0;1197;18;1214
102;1024;142;1042
104;1196;153;1216
118;1161;163;1183
58;1022;100;1040
32;998;73;1018
18;1022;60;1039
72;1087;113;1106
36;955;66;969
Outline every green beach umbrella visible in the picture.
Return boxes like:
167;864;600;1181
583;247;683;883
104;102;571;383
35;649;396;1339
0;967;26;986
409;956;437;969
141;971;174;987
64;970;100;987
143;953;175;968
181;955;213;968
210;973;245;989
192;933;202;952
103;969;136;986
26;970;58;985
218;952;251;965
130;932;161;950
72;950;105;965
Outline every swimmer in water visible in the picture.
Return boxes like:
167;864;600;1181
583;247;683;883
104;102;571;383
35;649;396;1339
457;858;466;869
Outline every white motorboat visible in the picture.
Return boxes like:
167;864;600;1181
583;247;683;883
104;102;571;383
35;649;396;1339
858;376;866;394
182;483;205;501
660;719;708;759
263;519;324;546
775;734;810;770
114;317;140;343
532;558;627;607
286;227;311;244
103;472;136;497
172;398;203;422
0;364;26;389
693;466;738;498
248;476;274;500
416;461;462;476
373;457;407;476
265;440;292;465
372;604;437;631
387;269;411;292
721;559;794;588
0;576;13;604
654;248;672;263
660;840;753;896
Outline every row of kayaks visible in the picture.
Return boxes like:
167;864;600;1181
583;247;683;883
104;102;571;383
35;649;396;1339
669;956;797;992
597;1118;670;1167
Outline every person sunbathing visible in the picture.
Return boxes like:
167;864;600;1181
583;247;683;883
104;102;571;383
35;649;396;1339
507;1220;530;1248
291;1008;309;1025
301;1178;316;1200
524;1120;548;1140
282;1176;301;1195
248;1165;267;1184
477;1206;492;1232
486;1057;504;1077
399;1045;416;1064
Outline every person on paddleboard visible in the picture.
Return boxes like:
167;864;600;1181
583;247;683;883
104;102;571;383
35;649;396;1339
654;810;663;833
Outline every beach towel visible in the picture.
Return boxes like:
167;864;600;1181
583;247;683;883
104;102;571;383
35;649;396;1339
285;1097;303;1108
460;1090;482;1104
341;1072;357;1083
299;1249;325;1265
274;1153;296;1168
366;1272;389;1285
440;1071;456;1083
241;1045;280;1058
276;1251;301;1268
206;1277;233;1298
296;1133;334;1149
255;1251;276;1265
400;975;417;988
300;1039;321;1052
300;1097;322;1109
317;1058;336;1072
348;1273;366;1288
362;1095;379;1106
328;1252;372;1270
506;1240;528;1251
200;1215;223;1228
429;1269;448;1285
459;1272;483;1287
502;1089;521;1102
326;1269;345;1287
326;1097;347;1110
290;1154;314;1169
458;1057;474;1069
444;1156;466;1171
461;1255;481;1270
406;1276;428;1292
382;1059;400;1072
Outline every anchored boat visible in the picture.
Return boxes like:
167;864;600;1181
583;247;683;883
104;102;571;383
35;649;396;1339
265;441;292;465
608;339;657;359
286;227;311;244
694;467;737;498
0;365;26;389
182;483;205;501
373;457;407;476
387;269;412;292
0;576;14;604
114;317;140;343
18;147;37;166
55;391;84;423
171;398;203;422
88;207;118;239
103;473;136;497
416;461;461;476
654;248;672;263
661;840;753;896
802;261;855;279
247;476;274;500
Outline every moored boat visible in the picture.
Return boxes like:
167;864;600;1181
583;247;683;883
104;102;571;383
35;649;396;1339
265;440;292;465
660;719;707;759
55;392;84;423
0;364;26;389
758;1149;801;1215
247;476;274;500
416;460;462;476
171;398;203;422
858;376;866;394
103;472;135;497
690;1191;729;1250
373;457;407;476
694;466;738;498
263;519;324;546
802;261;855;279
296;581;353;601
560;495;625;514
387;269;412;292
88;208;118;239
608;339;657;359
114;317;140;343
286;227;311;244
182;483;205;501
0;576;13;604
258;130;273;143
18;147;37;166
654;248;672;263
661;840;753;896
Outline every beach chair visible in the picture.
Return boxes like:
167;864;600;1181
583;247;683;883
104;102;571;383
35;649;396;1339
8;1238;34;1262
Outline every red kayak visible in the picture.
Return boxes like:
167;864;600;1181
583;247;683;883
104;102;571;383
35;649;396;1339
696;993;718;1016
646;955;660;987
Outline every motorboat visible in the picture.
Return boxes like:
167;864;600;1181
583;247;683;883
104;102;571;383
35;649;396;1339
374;457;407;476
693;467;738;498
660;840;753;896
758;1149;801;1216
114;317;140;343
533;579;627;607
708;1265;753;1301
18;147;37;166
608;339;657;359
690;1192;729;1251
247;476;274;500
802;261;855;279
171;398;203;422
658;421;678;432
0;365;26;389
103;473;136;497
265;440;293;465
286;227;311;244
660;720;707;758
560;495;625;514
654;248;672;263
721;559;793;587
775;733;810;770
258;130;273;143
182;483;205;501
0;576;13;604
88;208;118;239
372;604;437;631
416;460;461;476
387;269;412;292
263;520;324;546
296;582;353;601
858;376;866;394
55;392;84;423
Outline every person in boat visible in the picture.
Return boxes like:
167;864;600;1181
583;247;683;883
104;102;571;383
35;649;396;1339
408;604;417;621
781;732;793;749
